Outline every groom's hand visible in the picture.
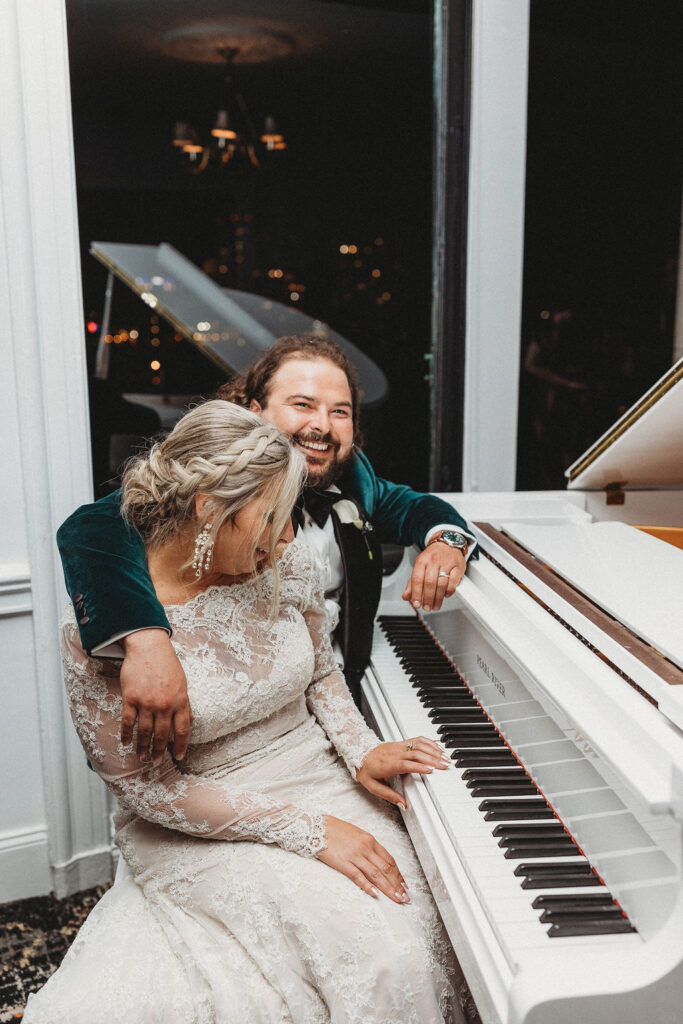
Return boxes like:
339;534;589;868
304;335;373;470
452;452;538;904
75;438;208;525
120;630;193;762
402;544;466;612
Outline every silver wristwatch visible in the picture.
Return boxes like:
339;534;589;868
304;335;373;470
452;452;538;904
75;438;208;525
427;530;469;555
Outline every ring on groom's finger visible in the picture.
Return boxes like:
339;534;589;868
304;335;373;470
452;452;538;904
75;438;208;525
438;571;450;579
406;741;413;751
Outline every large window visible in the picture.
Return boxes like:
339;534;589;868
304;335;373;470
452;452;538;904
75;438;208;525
517;0;682;489
67;0;433;495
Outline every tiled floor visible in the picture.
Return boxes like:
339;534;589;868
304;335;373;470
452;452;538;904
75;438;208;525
0;886;109;1022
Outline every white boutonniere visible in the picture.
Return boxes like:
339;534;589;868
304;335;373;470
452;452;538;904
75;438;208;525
333;498;364;529
333;498;375;560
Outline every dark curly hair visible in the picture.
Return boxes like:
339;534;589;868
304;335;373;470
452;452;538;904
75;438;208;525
215;334;363;444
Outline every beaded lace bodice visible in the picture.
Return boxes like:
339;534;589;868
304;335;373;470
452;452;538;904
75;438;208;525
61;542;380;858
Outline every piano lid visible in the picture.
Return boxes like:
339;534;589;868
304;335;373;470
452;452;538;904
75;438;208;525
565;356;683;490
500;520;683;671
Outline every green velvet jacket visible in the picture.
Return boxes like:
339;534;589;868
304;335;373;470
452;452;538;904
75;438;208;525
57;449;474;658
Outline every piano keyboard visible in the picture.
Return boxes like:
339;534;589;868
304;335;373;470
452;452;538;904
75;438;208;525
371;614;637;946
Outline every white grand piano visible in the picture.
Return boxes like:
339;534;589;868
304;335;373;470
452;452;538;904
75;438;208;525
361;358;683;1024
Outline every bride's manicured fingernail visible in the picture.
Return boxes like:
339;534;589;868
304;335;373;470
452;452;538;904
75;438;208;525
370;886;379;897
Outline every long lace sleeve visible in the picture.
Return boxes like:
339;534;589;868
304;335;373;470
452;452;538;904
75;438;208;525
287;547;380;778
60;614;327;858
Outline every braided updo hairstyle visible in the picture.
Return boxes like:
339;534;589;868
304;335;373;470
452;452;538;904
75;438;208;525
121;400;306;607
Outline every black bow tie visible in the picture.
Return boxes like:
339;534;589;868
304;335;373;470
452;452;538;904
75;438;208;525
294;488;339;530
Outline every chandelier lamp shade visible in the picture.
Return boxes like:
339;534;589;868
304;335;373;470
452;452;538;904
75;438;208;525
172;48;286;174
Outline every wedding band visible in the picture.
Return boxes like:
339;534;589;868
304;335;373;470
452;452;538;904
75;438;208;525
406;741;413;751
438;571;450;579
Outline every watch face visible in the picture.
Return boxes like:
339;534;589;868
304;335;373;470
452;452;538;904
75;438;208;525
441;531;468;548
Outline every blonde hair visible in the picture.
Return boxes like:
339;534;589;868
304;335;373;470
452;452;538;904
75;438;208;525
121;400;306;610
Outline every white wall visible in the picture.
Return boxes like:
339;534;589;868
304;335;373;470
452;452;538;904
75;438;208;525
0;0;114;903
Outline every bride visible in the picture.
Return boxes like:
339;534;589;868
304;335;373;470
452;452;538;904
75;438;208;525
24;400;468;1024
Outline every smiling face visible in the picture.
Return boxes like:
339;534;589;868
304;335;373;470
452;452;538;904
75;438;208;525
249;357;355;488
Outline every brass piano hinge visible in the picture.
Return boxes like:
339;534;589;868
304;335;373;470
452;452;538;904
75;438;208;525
605;482;626;506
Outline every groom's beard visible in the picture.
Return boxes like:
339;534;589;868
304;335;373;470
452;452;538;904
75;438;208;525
293;430;353;490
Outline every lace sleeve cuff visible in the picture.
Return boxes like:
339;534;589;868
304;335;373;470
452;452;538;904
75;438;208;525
344;735;381;781
275;811;328;858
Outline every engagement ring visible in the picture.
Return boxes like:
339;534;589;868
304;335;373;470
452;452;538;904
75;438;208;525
406;741;413;751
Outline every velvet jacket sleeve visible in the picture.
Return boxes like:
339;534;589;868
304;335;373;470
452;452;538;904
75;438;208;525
56;490;170;656
344;450;477;554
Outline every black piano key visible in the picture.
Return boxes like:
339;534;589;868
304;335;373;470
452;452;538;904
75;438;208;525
547;918;635;937
441;729;496;739
521;875;601;889
504;844;582;859
402;652;452;661
462;768;527;781
432;709;490;723
540;906;624;922
480;799;555;820
411;676;466;686
399;648;451;656
494;823;567;838
445;737;507;749
410;668;465;677
471;784;539;798
438;720;491;729
400;654;450;663
434;710;484;722
467;773;533;786
441;724;499;735
514;859;588;876
422;696;479;708
382;631;432;639
498;834;575;848
453;751;518;767
412;677;463;684
379;618;423;626
418;687;471;697
515;863;601;889
470;773;537;786
383;630;433;637
532;894;615;910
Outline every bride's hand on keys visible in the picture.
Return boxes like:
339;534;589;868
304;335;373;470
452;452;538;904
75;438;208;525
317;816;410;904
356;737;450;809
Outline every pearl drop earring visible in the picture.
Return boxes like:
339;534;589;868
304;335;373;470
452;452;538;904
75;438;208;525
192;522;214;578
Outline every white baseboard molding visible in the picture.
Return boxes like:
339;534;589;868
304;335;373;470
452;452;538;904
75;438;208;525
52;845;116;899
0;827;116;904
0;826;51;903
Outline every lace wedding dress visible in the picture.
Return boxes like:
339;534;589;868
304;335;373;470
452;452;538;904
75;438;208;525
24;542;469;1024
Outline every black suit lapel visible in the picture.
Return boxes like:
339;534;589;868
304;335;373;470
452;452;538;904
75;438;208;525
331;496;383;705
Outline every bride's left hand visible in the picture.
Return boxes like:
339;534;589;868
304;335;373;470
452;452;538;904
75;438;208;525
356;737;450;809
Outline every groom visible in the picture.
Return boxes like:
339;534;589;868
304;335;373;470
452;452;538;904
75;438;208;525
58;334;476;761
